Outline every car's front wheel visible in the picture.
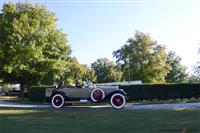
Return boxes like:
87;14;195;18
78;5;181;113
51;94;65;108
110;93;126;109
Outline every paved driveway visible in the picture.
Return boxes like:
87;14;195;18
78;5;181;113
0;100;200;110
0;101;51;108
125;103;200;110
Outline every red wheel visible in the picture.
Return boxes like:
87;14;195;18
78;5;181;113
91;88;105;102
110;93;126;109
51;94;65;108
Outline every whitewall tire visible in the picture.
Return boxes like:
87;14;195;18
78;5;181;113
110;93;126;109
90;88;105;102
51;94;65;108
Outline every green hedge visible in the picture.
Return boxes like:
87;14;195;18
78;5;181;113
29;86;53;102
119;83;200;101
29;84;200;102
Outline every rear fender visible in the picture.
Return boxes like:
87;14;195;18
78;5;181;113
106;90;127;100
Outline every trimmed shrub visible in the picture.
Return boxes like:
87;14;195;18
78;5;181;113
28;84;200;102
119;83;200;101
29;86;53;102
1;84;12;94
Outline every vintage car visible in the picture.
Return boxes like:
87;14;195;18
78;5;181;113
45;85;127;109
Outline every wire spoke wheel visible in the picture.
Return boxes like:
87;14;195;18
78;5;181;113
51;94;65;108
110;93;126;109
91;88;105;102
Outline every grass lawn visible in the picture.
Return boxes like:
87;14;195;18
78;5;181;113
0;108;199;133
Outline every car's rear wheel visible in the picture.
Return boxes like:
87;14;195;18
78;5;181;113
90;88;105;102
51;94;65;108
110;93;126;109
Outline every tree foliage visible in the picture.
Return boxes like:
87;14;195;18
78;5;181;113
189;73;200;83
165;51;189;83
189;46;200;83
91;58;122;83
0;2;71;94
113;31;170;83
66;57;96;83
0;84;12;94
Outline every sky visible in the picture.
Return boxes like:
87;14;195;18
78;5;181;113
0;0;200;72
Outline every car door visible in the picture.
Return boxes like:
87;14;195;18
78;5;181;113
63;87;91;98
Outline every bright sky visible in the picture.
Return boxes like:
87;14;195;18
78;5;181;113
1;0;200;72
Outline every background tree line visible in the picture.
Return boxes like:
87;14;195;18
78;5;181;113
0;2;199;96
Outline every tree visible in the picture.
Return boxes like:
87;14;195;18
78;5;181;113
0;2;71;96
189;73;200;83
91;58;122;83
189;46;200;83
0;84;12;95
165;51;189;83
113;31;170;83
66;57;96;83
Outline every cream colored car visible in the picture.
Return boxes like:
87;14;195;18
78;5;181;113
45;85;127;109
